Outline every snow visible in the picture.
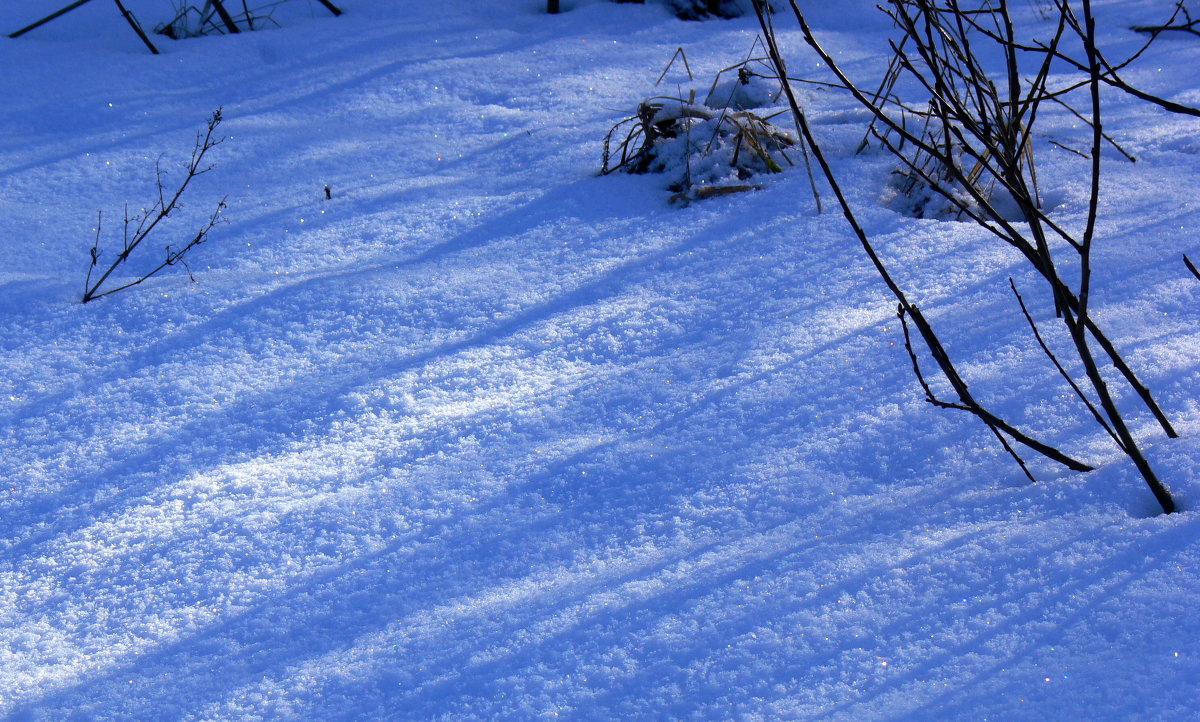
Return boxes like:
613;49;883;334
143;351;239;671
1;0;1199;719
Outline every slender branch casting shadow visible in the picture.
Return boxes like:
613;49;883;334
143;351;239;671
83;109;228;304
751;0;1199;513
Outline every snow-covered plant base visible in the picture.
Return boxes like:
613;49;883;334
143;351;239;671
603;98;795;200
884;138;999;220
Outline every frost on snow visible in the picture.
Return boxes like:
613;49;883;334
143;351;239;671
1;0;1199;720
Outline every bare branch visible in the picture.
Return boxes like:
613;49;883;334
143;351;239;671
83;109;226;303
761;0;1182;512
1010;278;1121;447
1132;2;1200;39
899;303;1039;482
1185;254;1200;281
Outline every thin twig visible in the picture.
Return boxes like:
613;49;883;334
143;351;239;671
83;109;226;303
899;303;1038;482
1047;138;1089;158
1132;2;1200;38
655;47;694;87
1186;253;1200;281
1010;278;1121;447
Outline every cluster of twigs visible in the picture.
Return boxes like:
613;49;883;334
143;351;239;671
886;109;1034;219
8;0;161;54
83;109;227;304
603;45;816;203
668;0;749;20
155;0;341;39
155;0;276;38
1133;2;1200;39
703;38;785;110
751;0;1200;514
602;99;794;174
549;0;750;17
8;0;342;52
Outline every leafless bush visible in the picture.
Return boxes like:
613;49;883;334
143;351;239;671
752;0;1200;514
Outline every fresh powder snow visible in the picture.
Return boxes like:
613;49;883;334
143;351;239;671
1;0;1199;719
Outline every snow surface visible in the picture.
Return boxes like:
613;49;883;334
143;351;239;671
2;0;1200;719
